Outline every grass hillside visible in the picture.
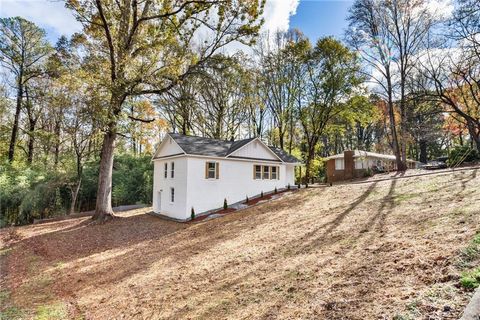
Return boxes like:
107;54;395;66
1;168;479;319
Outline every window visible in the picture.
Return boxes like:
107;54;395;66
170;162;174;178
254;165;262;179
164;163;168;178
335;159;344;170
205;162;219;179
262;166;270;179
170;188;175;202
355;159;365;169
271;166;278;180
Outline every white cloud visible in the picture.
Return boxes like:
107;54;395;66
262;0;300;33
424;0;454;20
0;0;82;40
0;0;299;55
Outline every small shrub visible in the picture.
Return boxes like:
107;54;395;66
460;268;480;290
274;187;278;194
261;191;264;198
448;145;480;166
245;195;249;203
287;183;291;190
223;198;228;210
364;168;373;177
191;207;195;221
297;183;301;189
305;183;308;188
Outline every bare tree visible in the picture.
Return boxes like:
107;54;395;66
346;0;443;170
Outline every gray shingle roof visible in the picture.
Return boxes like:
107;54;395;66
269;146;301;163
164;133;300;163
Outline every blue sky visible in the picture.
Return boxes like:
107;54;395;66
0;0;353;46
290;0;353;42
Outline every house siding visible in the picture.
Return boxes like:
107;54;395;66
152;157;188;220
184;157;294;220
228;140;278;160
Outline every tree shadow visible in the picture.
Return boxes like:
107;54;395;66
287;181;379;255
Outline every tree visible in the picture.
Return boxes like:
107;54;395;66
258;30;306;149
196;54;250;139
346;0;444;170
65;0;265;221
0;17;51;162
298;37;362;182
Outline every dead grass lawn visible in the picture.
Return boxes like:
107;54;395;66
1;168;479;319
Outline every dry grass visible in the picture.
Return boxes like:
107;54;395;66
1;168;479;319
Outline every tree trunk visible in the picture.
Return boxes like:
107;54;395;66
386;73;406;171
27;119;36;164
54;118;61;168
25;87;36;164
70;179;82;215
419;139;428;164
8;77;23;162
92;128;117;222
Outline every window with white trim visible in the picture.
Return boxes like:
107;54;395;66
170;162;174;178
170;187;175;202
335;159;344;170
164;163;168;178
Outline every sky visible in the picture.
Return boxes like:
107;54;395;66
0;0;353;45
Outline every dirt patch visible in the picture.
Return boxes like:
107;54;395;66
1;170;479;319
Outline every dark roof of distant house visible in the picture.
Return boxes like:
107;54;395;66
159;133;300;163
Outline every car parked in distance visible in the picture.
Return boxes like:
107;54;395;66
423;160;448;170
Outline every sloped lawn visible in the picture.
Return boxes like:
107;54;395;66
1;168;479;319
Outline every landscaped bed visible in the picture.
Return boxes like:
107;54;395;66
192;188;297;222
1;168;479;319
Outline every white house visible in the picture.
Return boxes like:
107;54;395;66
152;133;300;221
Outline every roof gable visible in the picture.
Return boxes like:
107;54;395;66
153;135;186;159
153;133;300;163
227;139;280;161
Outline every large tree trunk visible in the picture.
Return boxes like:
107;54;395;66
8;77;23;162
92;127;117;222
386;73;407;171
467;122;480;153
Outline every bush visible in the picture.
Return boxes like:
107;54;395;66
223;198;228;210
363;168;373;177
0;154;154;226
0;162;69;226
245;195;249;203
448;145;480;166
274;187;278;194
191;207;195;221
260;191;264;198
460;268;480;290
287;183;291;190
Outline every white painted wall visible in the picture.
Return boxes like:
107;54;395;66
153;155;296;220
152;157;188;220
184;157;295;220
155;136;184;158
229;139;278;160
